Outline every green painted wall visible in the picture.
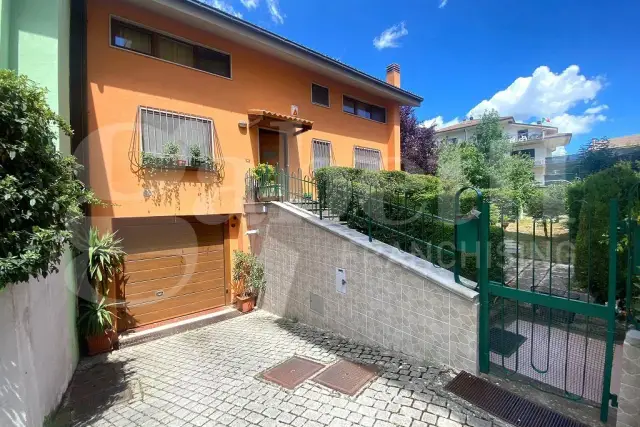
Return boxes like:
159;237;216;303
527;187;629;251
0;0;10;69
1;0;78;367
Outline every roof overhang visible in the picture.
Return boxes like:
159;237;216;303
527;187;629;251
248;109;313;135
121;0;423;107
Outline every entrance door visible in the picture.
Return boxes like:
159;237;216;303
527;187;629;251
259;129;287;169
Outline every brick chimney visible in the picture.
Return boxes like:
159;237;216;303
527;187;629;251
386;63;400;87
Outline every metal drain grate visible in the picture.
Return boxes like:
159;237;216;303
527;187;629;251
313;360;379;395
261;356;325;389
445;371;588;427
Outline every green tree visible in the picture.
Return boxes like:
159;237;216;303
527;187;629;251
0;70;97;289
526;184;568;237
574;163;640;302
578;137;617;177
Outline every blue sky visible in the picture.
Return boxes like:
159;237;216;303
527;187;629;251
206;0;640;154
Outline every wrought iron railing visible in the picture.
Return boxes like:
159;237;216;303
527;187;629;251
245;168;462;275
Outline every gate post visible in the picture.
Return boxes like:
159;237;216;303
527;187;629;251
600;198;619;422
478;200;491;373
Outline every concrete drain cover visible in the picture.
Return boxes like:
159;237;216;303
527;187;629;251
261;356;325;389
313;360;379;395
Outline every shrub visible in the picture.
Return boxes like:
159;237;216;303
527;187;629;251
316;167;505;282
0;70;97;289
566;179;585;238
232;250;266;297
574;163;640;302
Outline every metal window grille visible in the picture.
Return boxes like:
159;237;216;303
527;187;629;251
354;147;381;171
312;140;331;170
140;106;213;160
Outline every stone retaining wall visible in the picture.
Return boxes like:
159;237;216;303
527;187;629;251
250;202;479;373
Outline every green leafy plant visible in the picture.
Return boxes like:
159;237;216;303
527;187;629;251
303;192;313;200
163;141;180;167
252;163;277;183
0;70;99;289
189;144;202;167
231;250;266;297
574;163;640;302
87;227;125;295
77;297;115;338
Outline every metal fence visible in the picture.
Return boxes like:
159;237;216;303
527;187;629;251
245;168;459;273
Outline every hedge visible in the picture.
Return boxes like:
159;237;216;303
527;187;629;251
574;163;640;302
315;167;506;282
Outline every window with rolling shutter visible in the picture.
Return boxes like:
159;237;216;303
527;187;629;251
312;140;332;170
354;147;381;171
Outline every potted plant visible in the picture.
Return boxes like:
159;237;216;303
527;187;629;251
189;144;203;168
163;141;181;168
231;250;266;313
77;227;126;355
78;297;117;356
252;163;281;202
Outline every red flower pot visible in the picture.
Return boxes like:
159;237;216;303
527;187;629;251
236;295;255;313
86;329;117;356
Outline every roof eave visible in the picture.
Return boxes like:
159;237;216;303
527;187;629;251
132;0;423;106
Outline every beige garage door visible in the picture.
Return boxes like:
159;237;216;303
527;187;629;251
115;217;226;330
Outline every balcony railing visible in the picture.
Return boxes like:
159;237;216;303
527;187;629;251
509;133;544;143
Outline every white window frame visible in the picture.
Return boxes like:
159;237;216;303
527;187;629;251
311;83;330;108
109;15;233;80
138;106;215;160
312;139;332;170
353;146;382;171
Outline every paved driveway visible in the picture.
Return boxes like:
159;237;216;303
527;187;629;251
53;311;499;427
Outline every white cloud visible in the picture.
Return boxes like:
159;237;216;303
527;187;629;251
266;0;284;24
468;65;603;119
552;146;567;157
373;22;409;50
431;65;607;135
241;0;259;9
421;116;461;130
584;104;609;115
209;0;243;17
547;112;607;134
439;0;449;8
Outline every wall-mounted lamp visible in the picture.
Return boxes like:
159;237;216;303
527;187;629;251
245;229;259;236
238;121;248;129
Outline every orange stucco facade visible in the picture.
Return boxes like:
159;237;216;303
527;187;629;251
85;0;404;227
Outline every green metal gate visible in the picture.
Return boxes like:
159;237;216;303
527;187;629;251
472;195;623;423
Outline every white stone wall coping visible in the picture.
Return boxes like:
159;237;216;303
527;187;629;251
272;202;479;302
626;329;640;347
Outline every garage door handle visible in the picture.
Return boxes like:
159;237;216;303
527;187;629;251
156;290;164;297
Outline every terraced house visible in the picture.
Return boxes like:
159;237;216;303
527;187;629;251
75;0;423;331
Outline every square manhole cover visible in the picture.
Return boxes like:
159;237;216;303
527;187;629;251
261;356;325;389
312;359;379;395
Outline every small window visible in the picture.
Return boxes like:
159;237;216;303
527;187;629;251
343;96;386;123
110;18;231;79
157;36;194;67
343;97;356;115
354;147;381;171
140;107;213;162
111;20;152;55
311;84;330;107
312;140;331;170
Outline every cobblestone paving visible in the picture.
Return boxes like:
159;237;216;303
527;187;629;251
54;311;505;427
